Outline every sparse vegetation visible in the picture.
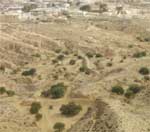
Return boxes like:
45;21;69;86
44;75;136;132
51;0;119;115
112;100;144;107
6;90;15;97
125;84;143;98
22;4;37;12
69;59;76;65
53;122;65;132
86;52;94;58
128;84;143;94
35;113;42;121
107;62;113;67
95;53;103;58
111;85;124;95
30;102;41;114
136;35;150;42
139;67;149;75
143;75;150;81
0;87;6;94
60;102;82;117
99;3;108;13
133;51;146;58
57;54;65;61
22;68;36;76
124;89;134;98
80;5;91;12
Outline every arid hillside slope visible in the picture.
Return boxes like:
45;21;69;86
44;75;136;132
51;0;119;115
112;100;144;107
0;17;150;132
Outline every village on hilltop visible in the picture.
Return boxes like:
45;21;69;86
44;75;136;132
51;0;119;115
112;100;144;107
0;0;150;22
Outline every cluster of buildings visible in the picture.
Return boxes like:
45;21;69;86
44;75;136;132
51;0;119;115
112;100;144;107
0;0;72;21
0;0;150;22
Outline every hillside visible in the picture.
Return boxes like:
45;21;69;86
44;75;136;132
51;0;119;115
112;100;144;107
0;15;150;132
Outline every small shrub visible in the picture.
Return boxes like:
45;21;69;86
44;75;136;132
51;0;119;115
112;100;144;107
80;5;91;11
86;52;94;58
60;102;82;117
95;53;103;58
49;105;53;110
133;51;146;58
0;87;6;94
32;53;41;58
57;55;64;61
124;89;134;98
128;84;142;94
128;45;133;48
55;49;61;54
30;102;41;114
69;59;76;65
139;67;149;75
107;62;113;67
22;68;36;76
111;85;124;95
6;90;15;97
136;35;150;42
50;83;66;99
52;59;58;64
35;113;42;121
53;122;65;132
143;75;150;81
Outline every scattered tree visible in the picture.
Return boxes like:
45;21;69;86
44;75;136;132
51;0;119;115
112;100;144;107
41;83;66;99
139;67;149;75
60;102;82;117
53;122;65;132
111;85;124;95
30;102;41;114
50;83;66;99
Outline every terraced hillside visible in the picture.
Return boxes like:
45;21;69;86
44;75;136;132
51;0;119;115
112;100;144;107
0;17;150;132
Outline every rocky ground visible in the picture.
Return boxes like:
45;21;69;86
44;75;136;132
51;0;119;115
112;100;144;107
0;15;150;132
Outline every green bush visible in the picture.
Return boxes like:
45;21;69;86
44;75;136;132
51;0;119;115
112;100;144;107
128;84;142;94
57;55;64;61
107;62;113;67
22;68;36;76
95;53;103;58
133;51;146;58
111;85;124;95
69;59;76;65
139;67;149;75
80;5;91;11
86;52;94;58
6;90;15;97
0;87;6;94
50;83;66;99
42;83;66;99
35;113;42;121
30;102;41;114
60;102;82;117
53;122;65;132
